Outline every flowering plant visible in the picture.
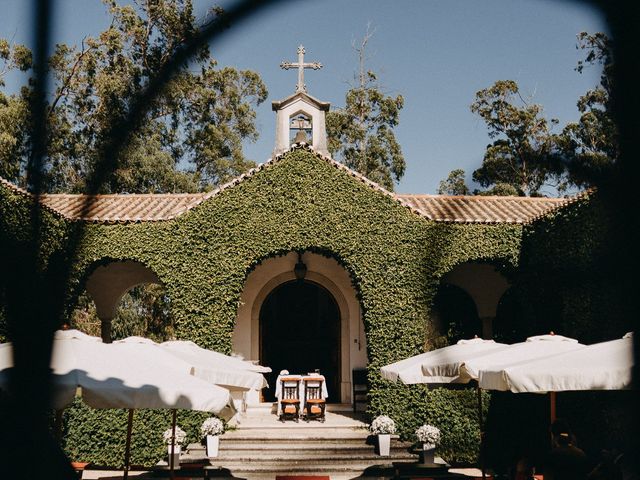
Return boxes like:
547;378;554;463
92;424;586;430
415;424;441;446
369;415;396;435
200;417;225;437
163;426;187;446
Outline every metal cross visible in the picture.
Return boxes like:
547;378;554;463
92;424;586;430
280;45;323;93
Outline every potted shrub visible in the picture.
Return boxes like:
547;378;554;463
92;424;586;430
163;426;186;467
370;415;396;456
415;424;441;464
201;417;225;457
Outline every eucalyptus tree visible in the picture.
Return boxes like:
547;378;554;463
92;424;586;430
326;27;405;191
0;0;267;193
559;32;617;188
470;80;564;196
437;169;470;195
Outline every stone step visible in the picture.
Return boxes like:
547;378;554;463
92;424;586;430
219;431;372;441
186;409;413;480
207;454;417;465
209;460;446;479
234;415;366;428
190;445;412;457
192;444;409;453
215;439;409;450
206;461;398;473
209;469;387;480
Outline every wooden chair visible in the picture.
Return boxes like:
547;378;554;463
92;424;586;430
279;376;301;422
302;376;326;422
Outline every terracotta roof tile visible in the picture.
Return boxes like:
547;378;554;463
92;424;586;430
0;145;590;224
396;194;578;224
37;192;213;222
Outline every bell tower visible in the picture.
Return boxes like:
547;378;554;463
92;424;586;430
272;45;331;157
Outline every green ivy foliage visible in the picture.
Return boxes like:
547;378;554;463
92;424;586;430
1;147;566;465
517;194;627;342
61;398;210;467
373;383;489;464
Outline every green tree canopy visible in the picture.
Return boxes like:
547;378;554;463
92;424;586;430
326;28;405;191
559;32;617;188
470;80;563;197
449;32;617;198
0;0;267;194
437;168;470;195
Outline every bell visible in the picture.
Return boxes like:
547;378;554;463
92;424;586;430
293;130;308;144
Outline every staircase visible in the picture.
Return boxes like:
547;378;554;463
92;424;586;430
184;404;418;480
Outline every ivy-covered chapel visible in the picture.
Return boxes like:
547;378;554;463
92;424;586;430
0;54;623;461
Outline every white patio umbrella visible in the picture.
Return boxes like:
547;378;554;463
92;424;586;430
408;334;582;480
114;336;268;391
425;333;586;385
0;330;234;412
380;337;508;480
114;337;271;390
162;340;271;373
479;332;634;393
0;329;235;478
381;337;509;384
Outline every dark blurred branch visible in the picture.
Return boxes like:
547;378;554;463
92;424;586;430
2;1;289;478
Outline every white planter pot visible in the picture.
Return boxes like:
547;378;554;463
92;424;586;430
167;444;181;468
206;435;220;457
421;444;435;464
377;433;391;456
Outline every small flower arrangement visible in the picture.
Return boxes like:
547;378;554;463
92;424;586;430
415;424;441;447
163;426;187;446
369;415;396;435
200;417;225;437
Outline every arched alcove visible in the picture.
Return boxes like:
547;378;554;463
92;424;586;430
81;260;164;342
234;251;366;404
441;262;511;339
431;283;481;344
289;111;313;145
71;283;173;342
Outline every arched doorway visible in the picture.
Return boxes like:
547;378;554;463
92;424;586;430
260;280;340;402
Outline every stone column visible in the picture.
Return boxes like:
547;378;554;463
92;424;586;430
100;317;113;343
481;317;494;340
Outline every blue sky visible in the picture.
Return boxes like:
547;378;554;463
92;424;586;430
0;0;607;194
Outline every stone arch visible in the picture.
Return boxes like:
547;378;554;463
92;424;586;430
440;262;510;339
84;259;162;342
431;283;481;343
234;251;366;405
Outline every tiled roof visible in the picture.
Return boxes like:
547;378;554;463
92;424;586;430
0;145;588;224
39;192;213;222
396;194;580;224
0;176;214;222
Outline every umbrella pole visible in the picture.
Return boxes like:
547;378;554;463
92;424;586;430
550;391;557;423
476;385;486;480
123;409;134;480
54;409;64;442
170;409;177;480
